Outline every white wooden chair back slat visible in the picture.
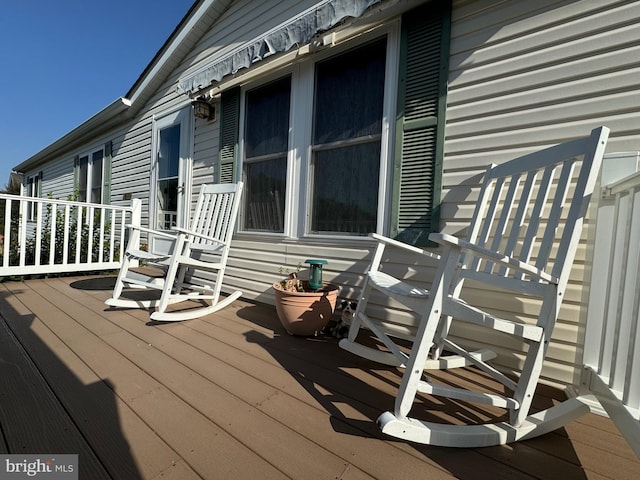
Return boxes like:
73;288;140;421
535;160;573;271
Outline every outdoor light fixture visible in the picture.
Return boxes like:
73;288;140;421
192;98;215;121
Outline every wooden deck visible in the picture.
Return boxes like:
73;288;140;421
1;275;639;479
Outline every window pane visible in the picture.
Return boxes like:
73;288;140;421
91;150;103;204
311;38;386;235
243;77;290;232
314;38;386;145
78;155;89;202
157;178;178;230
311;142;380;234
158;124;180;179
246;77;291;158
245;158;286;232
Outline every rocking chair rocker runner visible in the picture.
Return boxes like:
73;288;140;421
340;127;610;447
106;182;243;322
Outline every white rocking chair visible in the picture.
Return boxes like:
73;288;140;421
106;182;243;322
341;127;609;447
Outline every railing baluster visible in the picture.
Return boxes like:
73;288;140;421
75;205;83;264
585;167;640;457
63;205;70;265
3;198;11;267
34;202;43;266
109;208;116;262
49;204;57;266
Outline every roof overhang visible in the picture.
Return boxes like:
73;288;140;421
177;0;385;95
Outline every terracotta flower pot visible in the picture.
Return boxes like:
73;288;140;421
273;281;339;336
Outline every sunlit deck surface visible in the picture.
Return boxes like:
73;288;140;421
1;275;639;479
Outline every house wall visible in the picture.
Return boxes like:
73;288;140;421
197;0;640;388
39;157;74;200
18;0;640;389
441;0;640;386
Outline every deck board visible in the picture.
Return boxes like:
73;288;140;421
1;275;639;479
0;296;112;478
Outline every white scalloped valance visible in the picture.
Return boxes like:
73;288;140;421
178;0;382;94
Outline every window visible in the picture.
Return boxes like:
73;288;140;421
222;3;450;245
26;172;42;221
76;146;105;203
310;39;386;235
237;39;387;238
242;77;291;232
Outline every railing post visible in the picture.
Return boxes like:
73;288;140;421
581;152;640;458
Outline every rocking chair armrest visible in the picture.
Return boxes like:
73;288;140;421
125;224;178;240
429;233;559;284
370;233;440;260
171;227;228;246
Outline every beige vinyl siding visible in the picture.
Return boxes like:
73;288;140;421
178;0;321;82
108;127;152;208
38;157;74;200
225;238;372;304
440;0;640;386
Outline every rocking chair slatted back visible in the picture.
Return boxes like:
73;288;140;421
188;183;240;251
464;131;605;289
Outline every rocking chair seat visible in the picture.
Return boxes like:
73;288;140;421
369;271;429;298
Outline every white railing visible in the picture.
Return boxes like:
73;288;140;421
0;194;141;277
583;157;640;458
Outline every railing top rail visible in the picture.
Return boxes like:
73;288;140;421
0;193;134;211
603;170;640;197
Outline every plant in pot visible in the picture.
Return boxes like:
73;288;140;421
273;259;339;336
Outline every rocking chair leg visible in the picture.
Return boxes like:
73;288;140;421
110;253;135;302
155;247;186;316
396;251;458;418
346;281;372;343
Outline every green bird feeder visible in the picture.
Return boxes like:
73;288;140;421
305;259;328;292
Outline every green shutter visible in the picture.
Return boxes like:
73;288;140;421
391;0;451;246
103;141;112;204
218;87;241;183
